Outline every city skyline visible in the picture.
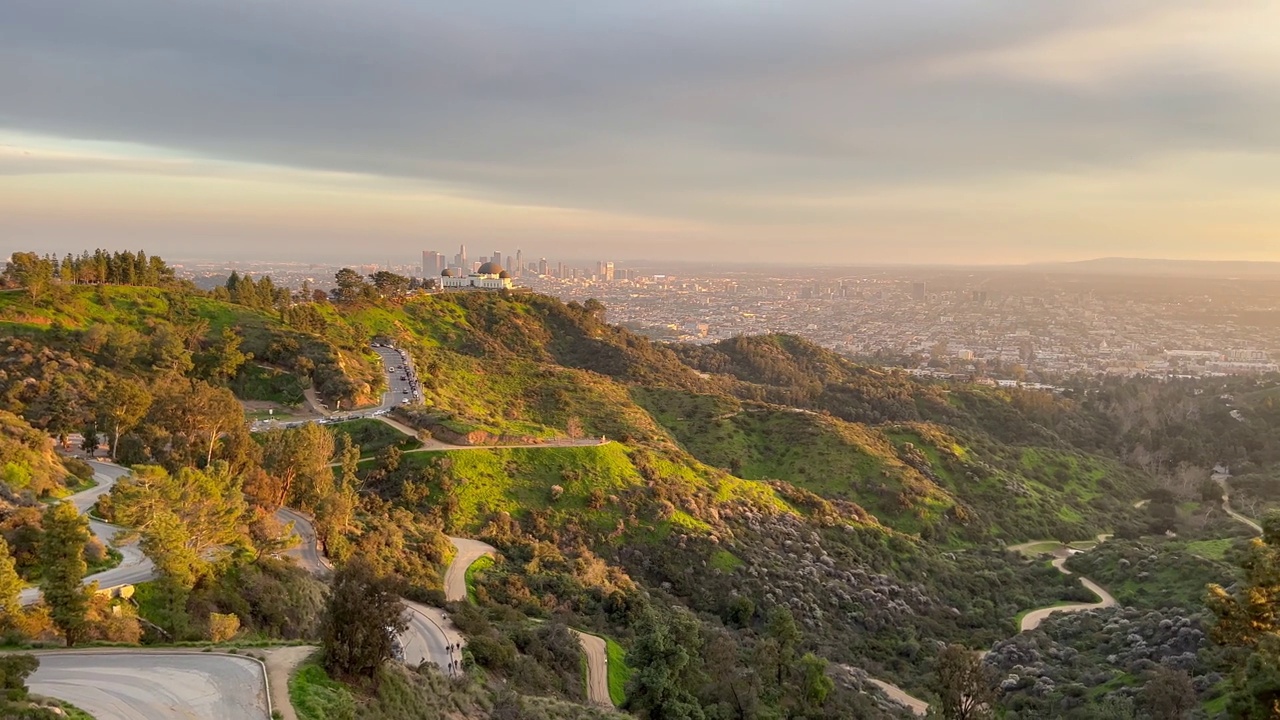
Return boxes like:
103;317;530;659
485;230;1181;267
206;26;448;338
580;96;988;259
4;2;1280;263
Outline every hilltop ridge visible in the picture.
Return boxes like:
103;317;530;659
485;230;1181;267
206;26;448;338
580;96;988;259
0;266;1162;717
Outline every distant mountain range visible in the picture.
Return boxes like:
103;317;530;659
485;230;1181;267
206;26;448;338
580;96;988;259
1031;257;1280;279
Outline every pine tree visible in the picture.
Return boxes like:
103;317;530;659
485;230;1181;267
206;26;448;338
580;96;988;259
322;558;407;682
40;502;94;646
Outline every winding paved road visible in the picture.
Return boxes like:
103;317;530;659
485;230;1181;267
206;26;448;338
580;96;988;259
26;651;270;720
400;600;464;672
281;510;463;674
271;346;609;698
572;630;612;707
19;461;154;606
444;537;495;602
276;506;330;573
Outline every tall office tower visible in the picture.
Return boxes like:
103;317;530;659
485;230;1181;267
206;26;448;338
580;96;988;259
505;255;514;273
422;251;444;276
595;261;604;277
603;261;615;281
557;261;564;278
515;249;523;277
458;244;467;270
539;258;549;276
493;251;502;269
912;281;927;301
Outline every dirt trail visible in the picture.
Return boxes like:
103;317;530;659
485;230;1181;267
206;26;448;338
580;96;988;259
1019;555;1117;632
263;646;318;720
866;678;929;717
1214;472;1262;534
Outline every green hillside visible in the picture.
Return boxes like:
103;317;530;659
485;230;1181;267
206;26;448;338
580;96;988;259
633;387;1147;543
0;262;1187;716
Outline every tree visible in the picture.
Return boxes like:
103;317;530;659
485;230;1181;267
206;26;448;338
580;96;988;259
1209;511;1280;647
0;536;22;630
1140;666;1197;720
29;375;82;448
2;252;53;300
1209;513;1280;716
247;510;300;561
148;323;195;375
260;423;335;510
798;652;834;706
932;644;998;720
331;268;367;303
140;510;203;589
0;654;39;705
765;605;799;685
624;608;707;720
40;502;94;647
199;327;251;382
107;463;248;559
148;379;243;467
368;271;410;298
96;377;152;458
321;557;407;682
316;435;359;557
1228;634;1280;719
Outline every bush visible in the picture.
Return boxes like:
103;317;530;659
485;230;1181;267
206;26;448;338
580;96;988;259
61;457;94;483
209;612;241;642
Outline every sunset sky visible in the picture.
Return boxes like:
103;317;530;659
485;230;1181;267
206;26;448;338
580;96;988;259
3;1;1279;264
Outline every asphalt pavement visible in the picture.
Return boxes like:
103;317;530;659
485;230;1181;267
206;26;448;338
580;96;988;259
571;630;612;707
276;506;329;574
400;600;465;675
27;651;270;720
443;538;495;602
19;461;155;606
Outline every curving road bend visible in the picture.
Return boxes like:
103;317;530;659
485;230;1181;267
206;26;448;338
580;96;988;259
280;510;462;674
1213;472;1262;535
26;651;270;720
400;600;464;673
1019;555;1116;632
275;506;330;573
267;347;612;701
444;538;495;602
19;461;154;606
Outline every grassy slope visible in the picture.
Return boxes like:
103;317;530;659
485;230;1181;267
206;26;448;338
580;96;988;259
0;285;383;407
365;443;790;540
604;637;631;706
0;410;74;498
634;387;1147;542
2;286;1148;546
329;418;421;458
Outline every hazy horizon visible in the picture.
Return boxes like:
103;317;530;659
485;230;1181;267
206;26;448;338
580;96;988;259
4;1;1280;264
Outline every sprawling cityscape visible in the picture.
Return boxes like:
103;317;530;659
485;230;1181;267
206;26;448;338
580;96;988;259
172;247;1280;384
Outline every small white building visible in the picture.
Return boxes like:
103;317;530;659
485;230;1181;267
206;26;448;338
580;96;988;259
440;261;514;290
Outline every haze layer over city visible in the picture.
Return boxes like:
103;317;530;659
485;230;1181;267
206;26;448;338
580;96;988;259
5;3;1280;720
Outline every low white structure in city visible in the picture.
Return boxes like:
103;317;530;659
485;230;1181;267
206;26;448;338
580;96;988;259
440;261;514;290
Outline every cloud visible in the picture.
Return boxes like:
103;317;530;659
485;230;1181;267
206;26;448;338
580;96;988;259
1;1;1278;260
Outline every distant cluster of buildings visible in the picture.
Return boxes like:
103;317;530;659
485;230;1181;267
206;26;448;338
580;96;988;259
420;245;635;291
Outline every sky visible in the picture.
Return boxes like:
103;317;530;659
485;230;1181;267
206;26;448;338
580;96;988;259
3;1;1280;265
